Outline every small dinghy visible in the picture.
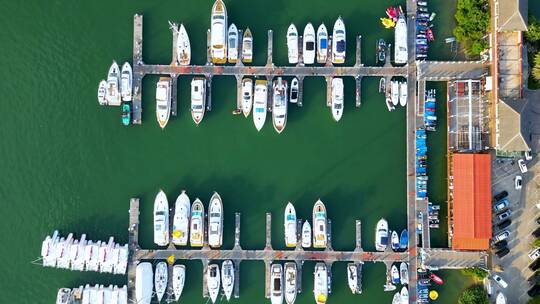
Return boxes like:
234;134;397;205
222;260;234;301
399;262;408;285
400;286;408;303
429;272;444;285
347;263;360;294
399;229;408;250
284;202;297;247
391;231;400;251
391;264;400;284
172;264;185;301
284;262;297;304
207;264;221;303
301;220;312;248
154;262;167;302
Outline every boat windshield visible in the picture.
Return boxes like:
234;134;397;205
273;279;281;291
306;41;315;51
291;91;298;99
229;38;237;48
319;38;327;49
336;41;345;52
333;104;342;109
213;15;225;20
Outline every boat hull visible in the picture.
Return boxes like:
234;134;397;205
172;191;190;246
312;200;327;249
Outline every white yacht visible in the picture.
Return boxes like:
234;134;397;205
301;220;312;248
332;17;346;64
375;218;389;251
391;264;400;284
222;260;235;301
284;202;297;247
271;264;283;304
154;190;169;246
155;262;168;302
289;77;299;104
172;190;191;246
347;263;359;294
118;285;128;304
272;77;288;133
156;77;172;129
284;262;297;304
191;77;206;125
303;23;316;64
135;262;153;304
241;77;253;117
56;288;71;304
287;24;299;64
253;79;268;131
106;61;121;106
242;28;253;63
177;24;191;66
97;80;107;105
227;23;238;63
41;230;59;265
207;264;221;303
400;286;409;303
120;62;132;102
56;233;73;269
116;244;128;275
391;81;399;106
86;240;100;272
312;200;327;249
208;192;224;248
394;14;408;64
72;235;87;271
399;82;407;106
210;0;228;64
172;264;186;301
190;199;205;247
316;23;328;63
331;77;344;121
399;262;408;285
313;263;328;304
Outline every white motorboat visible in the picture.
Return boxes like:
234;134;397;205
155;262;167;302
331;77;344;121
301;220;312;248
82;285;91;304
222;260;235;301
316;23;328;63
284;202;297;247
116;244;128;275
227;23;238;63
241;78;253;117
172;264;186;301
210;0;228;64
72;235;87;271
400;286;409;303
156;77;172;129
271;264;283;304
101;237;115;273
386;95;395;112
391;230;400;251
496;292;507;304
253;79;268;131
375;218;389;251
313;263;328;304
391;81;399;106
172;190;191;246
111;286;119;304
86;240;100;272
67;240;79;269
207;264;221;303
287;24;299;64
347;263;359;294
391;265;400;284
208;192;223;248
103;285;112;304
399;82;407;107
41;230;59;260
56;288;71;304
392;292;401;304
97;80;107;105
135;262;153;304
190;199;205;247
106;61;121;106
272;77;288;133
399;262;408;285
154;190;169;246
191;77;206;125
117;286;127;304
303;23;316;64
177;24;191;66
57;234;73;269
394;14;408;64
332;17;346;64
284;262;297;304
312;200;327;249
120;62;132;102
242;28;253;63
289;77;299;104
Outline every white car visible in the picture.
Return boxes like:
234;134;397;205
529;248;540;260
492;275;508;288
515;175;522;190
525;150;533;161
494;230;510;242
518;159;528;173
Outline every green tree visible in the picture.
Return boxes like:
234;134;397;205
526;16;540;44
461;267;488;280
533;238;540;248
458;285;489;304
529;296;540;304
453;0;490;56
533;52;540;82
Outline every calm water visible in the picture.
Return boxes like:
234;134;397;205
0;0;467;303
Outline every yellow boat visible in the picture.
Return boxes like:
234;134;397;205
381;17;395;29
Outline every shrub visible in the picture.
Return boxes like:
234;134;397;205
458;285;489;304
533;53;540;83
453;0;490;56
461;267;488;280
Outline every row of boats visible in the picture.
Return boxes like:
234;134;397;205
97;61;133;125
284;201;328;249
416;129;428;199
375;218;408;252
136;262;186;303
40;231;127;275
423;89;437;131
56;285;127;304
383;80;408;111
415;1;436;61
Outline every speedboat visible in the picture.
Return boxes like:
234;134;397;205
392;292;401;304
72;234;87;271
399;229;408;250
284;263;297;304
208;192;223;248
377;39;386;63
429;272;444;285
190;199;205;247
394;14;408;64
284;202;297;247
496;292;507;304
303;23;316;64
301;220;311;248
41;230;59;260
253;79;268;131
155;262;167;302
287;24;299;64
207;264;221;304
222;260;235;301
272;77;288;133
56;288;71;304
313;263;328;304
154;190;169;246
242;28;253;63
120;62;132;102
391;230;400;251
191;77;206;124
177;24;191;66
399;262;408;285
241;78;253;117
136;262;153;304
106;61;121;106
379;77;386;93
97;80;107;105
399;82;407;106
331;77;344;122
381;17;396;29
375;218;388;251
271;264;283;304
347;263;359;294
316;23;328;63
121;102;131;126
227;23;238;63
391;264;400;284
289;78;299;104
332;17;346;64
391;81;399;106
312;200;327;249
172;265;186;301
210;0;228;64
172;191;190;246
156;77;172;129
400;286;408;303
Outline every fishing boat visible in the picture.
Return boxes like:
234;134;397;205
429;273;444;285
207;264;221;303
290;77;299;104
155;77;172;129
375;218;389;251
153;190;169;246
241;78;253;117
400;262;408;285
121;102;131;126
301;220;312;248
172;191;190;246
208;192;223;248
400;286;409;303
399;82;407;106
177;24;191;66
391;230;400;251
394;14;408;64
332;17;346;64
347;263;359;294
316;23;328;63
271;264;283;304
155;262;167;302
392;292;401;304
136;263;153;304
227;23;238;63
313;263;328;304
312;200;327;249
190;199;205;247
253;79;268;131
331;77;344;122
391;81;399;106
272;77;288;133
303;23;316;64
97;80;107;105
242;28;253;63
284;202;297;247
191;77;206;125
222;260;234;301
120;62;132;102
284;263;297;304
106;61;121;106
210;0;228;64
377;39;386;63
391;265;400;284
379;77;386;93
287;24;299;64
381;17;396;29
399;229;408;249
496;292;507;304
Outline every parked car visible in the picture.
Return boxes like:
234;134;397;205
494;230;510;242
497;210;512;221
492;240;508;250
529;258;540;271
515;175;522;190
495;247;510;258
528;248;540;260
528;285;540;297
534;227;540;238
492;275;508;288
494;191;508;202
518;159;528;173
497;219;511;230
493;199;509;212
525;150;533;161
528;272;540;285
536;216;540;225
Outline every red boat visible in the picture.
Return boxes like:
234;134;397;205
426;28;435;42
386;7;397;21
429;273;444;285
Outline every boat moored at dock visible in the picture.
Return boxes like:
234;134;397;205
172;191;191;246
394;14;407;64
303;23;316;64
400;286;409;303
241;78;253;117
210;0;228;64
284;262;297;304
391;230;400;251
177;24;191;66
391;81;399;106
399;229;408;250
135;262;153;304
313;263;328;304
242;28;253;63
190;199;205;247
208;192;224;248
155;262;167;302
289;78;299;104
173;264;186;301
377;39;386;64
97;80;107;105
284;202;297;247
399;81;407;107
120;62;132;102
302;220;312;248
155;77;172;129
271;264;284;304
191;77;207;125
375;218;388;251
347;263;360;294
222;260;235;301
317;23;328;63
253;79;268;131
287;24;299;64
391;264;400;284
272;77;288;133
331;77;344;121
312;200;327;249
332;17;346;64
399;262;408;285
153;190;169;246
227;23;238;63
106;61;121;106
207;264;221;303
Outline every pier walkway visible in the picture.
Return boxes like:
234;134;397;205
417;61;487;81
420;248;488;270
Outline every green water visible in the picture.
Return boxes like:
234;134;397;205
0;0;469;303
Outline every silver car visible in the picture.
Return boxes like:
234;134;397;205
495;230;510;242
497;210;512;221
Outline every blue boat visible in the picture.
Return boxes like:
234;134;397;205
399;229;408;249
121;102;131;126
